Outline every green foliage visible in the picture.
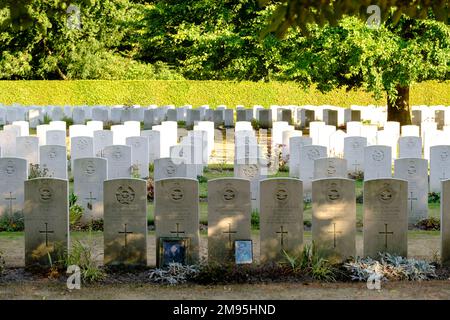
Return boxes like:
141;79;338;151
139;0;286;81
131;164;140;179
261;0;449;37
197;175;208;183
251;210;259;229
62;116;74;127
0;80;448;107
41;114;52;125
69;193;84;227
415;217;440;231
281;243;337;282
65;239;106;283
0;211;24;232
428;192;441;203
28;164;52;179
282;16;450;105
0;0;180;80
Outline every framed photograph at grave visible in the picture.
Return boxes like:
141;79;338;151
158;237;190;267
235;240;253;264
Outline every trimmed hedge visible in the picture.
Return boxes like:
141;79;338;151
0;80;449;107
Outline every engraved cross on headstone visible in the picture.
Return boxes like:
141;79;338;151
84;192;96;211
276;225;288;249
5;192;16;215
39;222;54;247
440;170;447;180
378;223;394;249
170;223;185;237
118;223;133;247
327;223;342;248
223;223;237;250
408;192;418;213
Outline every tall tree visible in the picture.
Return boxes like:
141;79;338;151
139;0;291;80
282;16;450;124
0;0;179;79
261;0;449;124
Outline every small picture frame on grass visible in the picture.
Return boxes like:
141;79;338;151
235;240;253;264
158;237;190;268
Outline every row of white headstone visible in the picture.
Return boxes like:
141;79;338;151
19;177;450;268
0;104;448;129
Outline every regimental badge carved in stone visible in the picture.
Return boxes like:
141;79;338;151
242;164;258;178
307;148;320;160
352;141;360;149
170;187;184;202
327;183;340;201
222;187;236;202
440;151;449;162
5;161;15;175
39;185;53;202
112;150;122;160
407;138;416;148
116;186;135;204
166;164;176;175
372;149;384;161
77;139;88;150
378;184;395;204
407;161;417;175
133;141;141;148
85;161;96;175
327;165;337;176
275;187;288;202
48;149;57;160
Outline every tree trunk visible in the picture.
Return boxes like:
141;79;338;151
387;85;411;126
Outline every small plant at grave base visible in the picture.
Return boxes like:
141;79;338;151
303;198;312;211
149;263;200;285
69;193;84;228
344;253;437;282
131;164;140;179
362;120;371;125
251;210;259;229
428;192;440;204
197;175;208;183
62;116;73;127
415;217;440;231
148;163;154;173
104;121;113;130
274;144;288;172
348;171;364;181
281;243;338;282
0;211;24;232
147;177;154;201
177;121;186;128
40;114;52;125
65;240;106;283
28;164;52;179
251;119;260;130
355;192;364;204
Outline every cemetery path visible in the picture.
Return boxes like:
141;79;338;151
1;281;450;300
